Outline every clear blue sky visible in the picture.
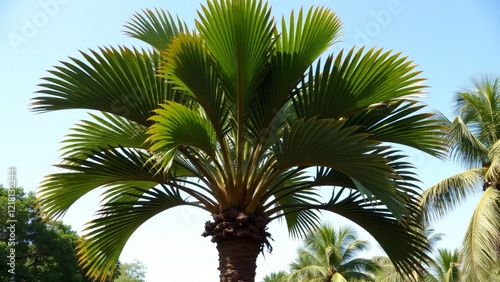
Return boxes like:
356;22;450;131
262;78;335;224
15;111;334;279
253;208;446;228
1;1;499;281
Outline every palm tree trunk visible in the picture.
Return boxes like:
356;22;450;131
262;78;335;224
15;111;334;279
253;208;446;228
202;209;271;282
216;237;261;282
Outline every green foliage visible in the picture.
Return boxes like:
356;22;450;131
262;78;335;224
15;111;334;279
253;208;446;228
420;74;500;281
286;225;380;282
115;259;147;282
262;270;289;282
0;186;90;282
32;0;448;280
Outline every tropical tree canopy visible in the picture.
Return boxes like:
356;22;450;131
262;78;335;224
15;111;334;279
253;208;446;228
0;186;119;282
374;248;459;282
287;225;380;282
115;259;147;282
427;248;460;282
262;270;288;282
420;74;500;281
32;0;447;281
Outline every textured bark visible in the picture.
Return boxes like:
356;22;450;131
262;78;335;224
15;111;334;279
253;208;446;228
202;208;271;282
216;237;260;282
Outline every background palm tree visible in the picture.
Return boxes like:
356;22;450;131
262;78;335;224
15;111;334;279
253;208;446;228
426;248;460;282
374;249;459;282
420;74;500;281
287;225;380;282
32;0;446;281
373;229;443;282
262;271;289;282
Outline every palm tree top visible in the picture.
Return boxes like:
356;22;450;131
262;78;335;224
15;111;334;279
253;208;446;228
420;74;500;282
31;0;447;280
288;224;380;282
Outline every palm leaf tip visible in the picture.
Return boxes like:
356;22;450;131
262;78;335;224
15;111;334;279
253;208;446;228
124;8;188;51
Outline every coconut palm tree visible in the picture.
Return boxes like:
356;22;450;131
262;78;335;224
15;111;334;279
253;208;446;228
373;229;444;282
427;248;460;282
32;0;447;281
262;271;289;282
287;225;380;282
374;249;459;282
420;75;500;281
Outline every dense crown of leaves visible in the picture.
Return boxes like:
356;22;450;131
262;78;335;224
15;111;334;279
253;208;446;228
31;0;447;280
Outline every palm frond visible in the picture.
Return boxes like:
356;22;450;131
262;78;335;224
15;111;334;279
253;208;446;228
32;47;187;126
147;101;217;157
247;6;342;142
293;47;425;120
448;116;490;168
124;8;188;51
347;100;448;158
273;118;412;220
159;31;231;135
61;112;148;161
196;0;274;102
36;147;199;219
372;256;421;282
485;139;500;182
420;168;484;225
78;185;202;281
430;248;459;282
459;187;500;282
318;189;431;280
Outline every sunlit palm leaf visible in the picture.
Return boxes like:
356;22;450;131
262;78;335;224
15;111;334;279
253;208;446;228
37;147;179;219
32;47;186;126
420;168;484;225
485;139;500;182
372;256;421;282
196;0;274;102
247;6;342;142
347;100;447;157
273;118;409;220
148;101;217;156
61;112;148;160
460;187;500;281
124;8;188;51
449;116;489;168
293;47;424;120
330;273;348;282
160;32;230;136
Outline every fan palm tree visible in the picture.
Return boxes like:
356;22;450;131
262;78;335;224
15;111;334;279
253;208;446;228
287;225;380;282
32;0;447;281
420;75;500;281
